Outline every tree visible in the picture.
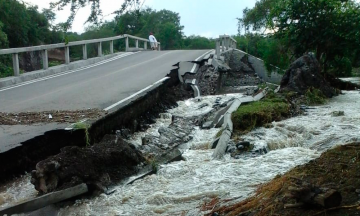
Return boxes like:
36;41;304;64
0;21;8;48
183;35;215;50
240;0;360;76
49;0;143;31
114;8;184;50
0;0;60;47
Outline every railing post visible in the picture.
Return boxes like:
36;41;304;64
222;38;225;51
125;37;129;52
98;42;102;57
225;37;229;50
110;40;114;54
135;39;139;48
144;41;147;50
42;49;48;70
12;53;20;76
65;46;70;64
158;43;161;51
216;39;220;59
82;44;87;60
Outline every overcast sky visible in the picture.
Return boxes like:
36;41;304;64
24;0;256;38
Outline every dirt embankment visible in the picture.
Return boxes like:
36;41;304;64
209;143;360;216
209;54;360;216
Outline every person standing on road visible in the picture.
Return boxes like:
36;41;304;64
149;32;158;50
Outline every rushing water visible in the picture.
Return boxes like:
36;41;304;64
1;91;359;215
340;77;360;85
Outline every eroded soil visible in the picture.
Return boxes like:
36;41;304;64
0;109;106;125
209;143;360;216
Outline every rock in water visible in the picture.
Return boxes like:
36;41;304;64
31;135;144;194
280;54;337;98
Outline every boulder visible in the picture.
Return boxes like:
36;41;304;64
31;135;144;194
280;54;337;98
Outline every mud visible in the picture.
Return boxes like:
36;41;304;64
31;134;144;194
210;143;360;216
0;109;105;125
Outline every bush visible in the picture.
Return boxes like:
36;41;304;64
0;62;13;78
305;87;327;105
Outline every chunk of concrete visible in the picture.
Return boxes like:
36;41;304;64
202;121;213;129
211;58;231;72
0;184;88;215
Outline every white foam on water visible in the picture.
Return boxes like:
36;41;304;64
2;91;360;216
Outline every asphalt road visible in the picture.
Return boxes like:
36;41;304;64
0;50;210;151
0;50;210;113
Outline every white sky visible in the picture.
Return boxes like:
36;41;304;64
26;0;360;38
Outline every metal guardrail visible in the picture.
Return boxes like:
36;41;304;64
215;35;237;58
0;34;161;77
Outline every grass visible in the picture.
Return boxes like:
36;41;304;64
150;159;159;173
216;128;225;138
351;67;360;77
48;60;63;67
73;122;91;147
305;87;327;105
232;93;289;132
258;83;279;91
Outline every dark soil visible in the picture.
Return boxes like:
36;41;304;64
31;134;144;194
280;54;337;98
324;73;360;90
208;143;360;216
0;109;105;125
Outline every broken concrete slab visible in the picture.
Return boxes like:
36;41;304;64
232;49;283;84
190;84;201;97
211;58;231;72
176;61;198;83
0;123;68;153
124;148;183;186
202;121;213;129
212;99;242;159
0;183;88;215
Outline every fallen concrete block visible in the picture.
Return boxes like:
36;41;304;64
0;183;88;215
125;148;183;186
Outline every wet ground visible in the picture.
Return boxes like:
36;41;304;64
0;109;105;125
1;90;359;215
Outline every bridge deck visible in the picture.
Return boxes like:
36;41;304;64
0;50;210;151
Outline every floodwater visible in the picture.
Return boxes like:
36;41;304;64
1;91;359;216
340;77;360;85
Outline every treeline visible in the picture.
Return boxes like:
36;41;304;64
236;0;360;77
0;0;63;77
0;1;214;77
66;8;215;59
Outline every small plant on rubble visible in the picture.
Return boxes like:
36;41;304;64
74;122;91;147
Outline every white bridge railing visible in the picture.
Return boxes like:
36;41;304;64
0;34;160;76
215;35;237;58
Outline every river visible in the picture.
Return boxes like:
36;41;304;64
1;90;359;215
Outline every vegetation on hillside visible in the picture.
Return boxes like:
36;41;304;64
237;0;360;77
